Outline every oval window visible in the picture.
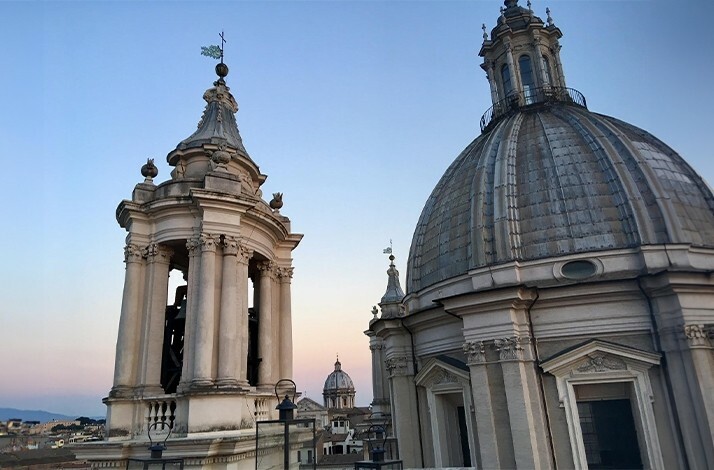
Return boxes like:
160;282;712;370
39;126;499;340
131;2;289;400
561;260;597;279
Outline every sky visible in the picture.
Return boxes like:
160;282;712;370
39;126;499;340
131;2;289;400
1;0;713;418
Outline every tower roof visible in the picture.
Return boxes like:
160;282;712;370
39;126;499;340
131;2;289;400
323;357;355;392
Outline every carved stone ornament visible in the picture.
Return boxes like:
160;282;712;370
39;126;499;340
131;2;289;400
463;341;486;365
369;343;384;352
269;192;284;211
186;237;201;255
257;260;276;276
237;244;253;265
145;243;173;263
385;356;409;378
140;158;158;180
576;353;627;373
124;244;144;263
684;324;712;348
371;306;379;319
277;266;294;280
221;236;239;256
428;370;460;388
199;233;220;252
494;336;525;361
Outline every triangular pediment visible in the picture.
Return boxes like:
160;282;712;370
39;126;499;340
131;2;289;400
541;340;660;376
297;397;326;411
415;356;470;389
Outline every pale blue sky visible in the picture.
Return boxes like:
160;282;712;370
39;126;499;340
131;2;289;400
1;0;712;417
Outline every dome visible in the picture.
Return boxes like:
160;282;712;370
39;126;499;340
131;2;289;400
323;358;355;391
407;101;714;293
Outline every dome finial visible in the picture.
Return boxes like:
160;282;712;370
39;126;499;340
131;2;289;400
546;7;554;26
504;0;518;8
201;31;229;84
482;23;488;41
527;0;532;12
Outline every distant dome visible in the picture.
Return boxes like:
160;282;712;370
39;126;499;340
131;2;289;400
323;358;355;391
407;103;714;293
323;357;356;409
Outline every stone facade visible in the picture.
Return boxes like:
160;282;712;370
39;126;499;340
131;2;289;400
369;2;714;469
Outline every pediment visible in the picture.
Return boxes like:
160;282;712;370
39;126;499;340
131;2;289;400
541;340;660;376
297;397;326;411
415;356;470;389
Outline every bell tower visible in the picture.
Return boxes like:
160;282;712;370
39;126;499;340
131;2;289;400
105;59;302;438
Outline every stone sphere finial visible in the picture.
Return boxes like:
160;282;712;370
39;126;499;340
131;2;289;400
141;158;158;180
211;145;231;166
216;62;229;79
270;192;284;211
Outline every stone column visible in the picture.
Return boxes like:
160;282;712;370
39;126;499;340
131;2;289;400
496;336;552;470
278;267;294;380
178;237;201;390
140;243;173;394
257;261;274;386
485;61;499;104
236;244;253;386
552;42;566;87
216;236;239;388
386;354;422;468
111;243;146;395
463;340;505;469
531;35;547;87
505;42;521;96
192;233;220;387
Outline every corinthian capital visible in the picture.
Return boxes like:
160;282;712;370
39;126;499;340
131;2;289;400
257;260;276;277
385;355;409;377
277;266;294;281
463;341;486;365
237;244;253;265
221;236;239;256
684;324;711;348
124;244;144;263
144;243;173;263
186;237;201;255
494;336;532;361
199;233;220;252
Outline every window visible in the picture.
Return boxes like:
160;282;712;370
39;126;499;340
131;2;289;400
541;341;663;470
501;64;513;97
543;55;553;85
519;55;535;103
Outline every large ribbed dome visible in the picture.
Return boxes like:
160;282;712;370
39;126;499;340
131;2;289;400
407;102;714;293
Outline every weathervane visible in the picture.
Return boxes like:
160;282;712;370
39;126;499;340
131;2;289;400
201;30;227;63
382;239;393;255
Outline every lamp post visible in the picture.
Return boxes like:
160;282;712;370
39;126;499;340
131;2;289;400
126;422;183;470
354;425;403;470
255;379;316;470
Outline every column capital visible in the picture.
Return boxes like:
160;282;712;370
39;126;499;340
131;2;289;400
493;336;533;362
257;260;276;276
463;340;486;365
144;243;173;263
186;237;201;255
199;233;220;252
237;243;253;265
124;244;144;263
385;355;411;377
684;324;712;348
221;235;239;256
277;266;294;282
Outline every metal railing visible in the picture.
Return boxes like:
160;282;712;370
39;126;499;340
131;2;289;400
480;86;587;132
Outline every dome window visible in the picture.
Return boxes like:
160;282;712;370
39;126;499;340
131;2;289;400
561;260;597;280
501;64;514;97
519;55;536;103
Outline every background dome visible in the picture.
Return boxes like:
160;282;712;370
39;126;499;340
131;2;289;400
323;359;355;392
407;103;714;293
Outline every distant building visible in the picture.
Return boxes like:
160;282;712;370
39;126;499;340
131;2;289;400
368;1;714;469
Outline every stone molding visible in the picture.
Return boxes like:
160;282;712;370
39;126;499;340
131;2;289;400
124;244;144;263
684;324;712;348
385;355;410;377
463;341;486;365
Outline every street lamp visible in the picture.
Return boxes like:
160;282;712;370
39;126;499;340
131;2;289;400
255;379;316;470
126;422;183;470
354;425;403;470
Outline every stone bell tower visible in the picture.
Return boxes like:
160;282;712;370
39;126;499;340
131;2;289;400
104;59;302;439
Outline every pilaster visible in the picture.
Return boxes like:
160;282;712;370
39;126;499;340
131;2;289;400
277;266;294;380
385;353;421;468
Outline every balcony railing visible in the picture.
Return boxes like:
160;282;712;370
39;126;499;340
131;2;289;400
480;86;587;132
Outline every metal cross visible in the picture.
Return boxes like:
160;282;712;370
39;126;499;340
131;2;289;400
219;31;226;62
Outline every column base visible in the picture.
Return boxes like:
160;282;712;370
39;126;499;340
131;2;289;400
189;378;215;390
136;384;165;397
215;378;240;389
108;385;135;399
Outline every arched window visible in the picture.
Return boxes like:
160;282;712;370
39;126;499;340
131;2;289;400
519;55;535;103
501;64;513;97
542;55;553;85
